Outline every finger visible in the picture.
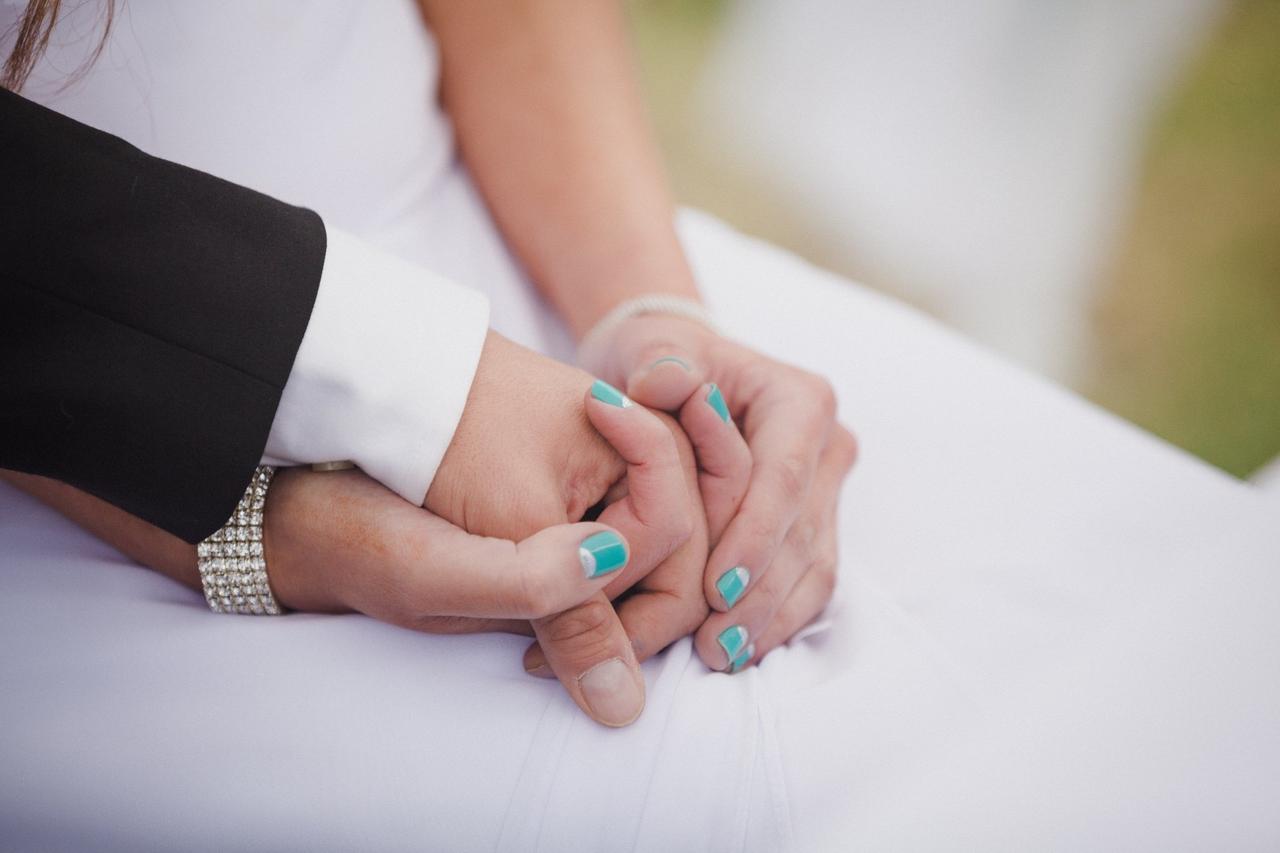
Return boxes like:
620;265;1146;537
371;515;634;623
585;381;694;587
625;353;706;411
526;414;710;671
526;594;646;727
703;374;836;612
611;319;711;411
745;556;838;665
614;493;711;664
415;616;532;636
268;470;636;625
694;523;810;672
678;382;752;544
523;579;711;674
694;427;855;670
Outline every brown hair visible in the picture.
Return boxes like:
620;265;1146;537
2;0;115;91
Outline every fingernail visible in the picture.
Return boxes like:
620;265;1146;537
579;530;628;578
715;566;750;609
524;661;554;679
590;379;633;408
729;644;755;673
648;356;691;372
579;657;644;727
706;383;731;423
717;624;749;666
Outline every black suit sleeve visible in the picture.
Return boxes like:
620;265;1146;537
0;87;326;543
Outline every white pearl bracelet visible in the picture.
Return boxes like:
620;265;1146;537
577;294;716;363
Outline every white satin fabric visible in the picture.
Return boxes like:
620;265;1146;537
2;2;1278;850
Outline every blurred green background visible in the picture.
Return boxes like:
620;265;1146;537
628;0;1280;479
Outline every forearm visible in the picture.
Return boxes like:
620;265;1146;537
0;469;199;591
0;87;324;543
421;0;699;338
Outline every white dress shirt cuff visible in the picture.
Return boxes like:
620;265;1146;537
262;227;489;505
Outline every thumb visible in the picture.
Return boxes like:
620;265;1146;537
524;594;646;727
623;351;706;412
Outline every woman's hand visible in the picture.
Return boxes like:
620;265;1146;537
581;313;858;672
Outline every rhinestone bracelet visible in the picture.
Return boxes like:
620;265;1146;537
195;465;283;615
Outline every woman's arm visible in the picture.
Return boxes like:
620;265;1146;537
419;0;700;337
420;1;858;672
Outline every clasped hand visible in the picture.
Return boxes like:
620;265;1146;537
266;323;855;728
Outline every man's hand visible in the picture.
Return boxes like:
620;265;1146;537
426;330;625;533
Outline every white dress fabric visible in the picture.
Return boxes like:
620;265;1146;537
2;3;1278;850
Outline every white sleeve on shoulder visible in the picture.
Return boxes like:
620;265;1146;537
261;226;489;506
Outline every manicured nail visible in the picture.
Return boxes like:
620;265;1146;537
717;624;749;666
579;657;644;726
706;383;731;423
649;356;691;372
579;530;628;578
590;379;633;408
729;644;755;674
715;566;750;608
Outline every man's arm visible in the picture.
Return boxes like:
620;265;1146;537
0;86;325;542
0;87;489;541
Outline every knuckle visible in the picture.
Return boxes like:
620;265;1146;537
831;424;859;471
669;510;696;547
809;374;838;420
637;337;690;365
790;515;819;552
540;598;616;650
775;451;809;503
740;510;782;556
637;410;679;459
517;562;560;619
813;561;838;601
565;463;622;524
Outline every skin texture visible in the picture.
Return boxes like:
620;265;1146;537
418;0;857;671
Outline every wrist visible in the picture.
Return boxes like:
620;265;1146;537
261;467;345;613
547;243;702;339
578;294;716;366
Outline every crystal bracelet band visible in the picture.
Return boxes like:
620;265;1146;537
577;294;716;364
196;465;283;615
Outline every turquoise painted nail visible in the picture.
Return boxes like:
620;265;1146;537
717;625;749;665
706;383;731;423
590;379;633;408
649;356;691;371
730;644;755;674
716;566;750;609
579;531;628;578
